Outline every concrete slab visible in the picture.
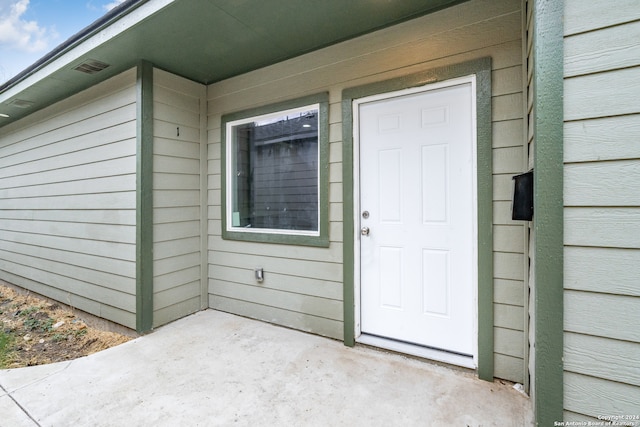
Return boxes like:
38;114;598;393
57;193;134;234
0;394;38;427
0;361;70;394
0;310;533;426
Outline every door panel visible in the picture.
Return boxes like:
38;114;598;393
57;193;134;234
359;82;476;356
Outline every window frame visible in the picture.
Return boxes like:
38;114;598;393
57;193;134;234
221;92;330;247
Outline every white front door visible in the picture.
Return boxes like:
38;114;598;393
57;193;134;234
358;79;477;358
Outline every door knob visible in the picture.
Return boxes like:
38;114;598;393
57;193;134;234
361;226;370;236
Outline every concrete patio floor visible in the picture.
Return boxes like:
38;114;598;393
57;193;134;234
0;310;533;426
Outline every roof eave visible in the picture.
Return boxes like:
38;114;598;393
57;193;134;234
0;0;167;100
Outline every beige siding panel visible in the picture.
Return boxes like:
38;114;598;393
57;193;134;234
493;175;514;201
0;208;135;225
0;219;135;244
155;68;203;98
208;236;342;263
564;20;640;77
494;279;525;306
154;85;200;113
153;206;200;224
154;281;200;310
154;220;199;242
0;192;136;211
211;251;342;283
155;120;199;143
493;119;524;149
98;304;136;330
329;202;343;223
492;66;522;96
493;147;525;174
154;156;199;175
493;201;520;225
2;261;135;311
209;264;342;300
155;187;198;208
565;115;640;163
564;0;640;36
563;1;640;415
154;252;200;277
207;0;525;380
154;237;200;261
0;118;136;168
494;303;524;331
565;161;640;206
155;102;201;129
153;297;201;328
0;84;136;150
0;139;135;177
212;295;343;340
564;372;640;418
494;225;525;253
0;239;135;278
1;230;135;261
0;71;137;328
0;174;135;200
565;332;640;387
565;246;640;297
563;412;601;424
492;93;524;122
494;252;524;281
494;353;524;383
329;162;341;184
564;68;640;121
524;0;534;395
329;141;342;164
154;266;200;294
0;271;135;329
152;69;205;327
565;290;640;343
329;222;343;243
565;208;640;249
154;137;200;159
494;327;524;358
0;157;136;189
212;280;342;321
1;249;135;294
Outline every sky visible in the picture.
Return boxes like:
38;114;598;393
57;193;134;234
0;0;126;84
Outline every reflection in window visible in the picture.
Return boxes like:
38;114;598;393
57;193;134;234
228;105;319;234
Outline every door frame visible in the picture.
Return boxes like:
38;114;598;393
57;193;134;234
341;57;494;380
353;76;479;368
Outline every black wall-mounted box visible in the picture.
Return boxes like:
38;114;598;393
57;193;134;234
512;170;533;221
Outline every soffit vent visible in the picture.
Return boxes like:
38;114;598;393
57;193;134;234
73;59;110;74
8;99;35;109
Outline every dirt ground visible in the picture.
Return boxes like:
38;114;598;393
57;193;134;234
0;283;134;369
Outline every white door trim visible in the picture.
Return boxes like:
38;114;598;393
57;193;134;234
352;75;479;368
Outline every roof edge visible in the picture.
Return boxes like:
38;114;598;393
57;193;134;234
0;0;149;93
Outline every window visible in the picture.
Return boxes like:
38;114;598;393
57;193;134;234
222;93;329;246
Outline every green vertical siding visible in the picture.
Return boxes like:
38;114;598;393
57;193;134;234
136;61;154;333
531;0;565;423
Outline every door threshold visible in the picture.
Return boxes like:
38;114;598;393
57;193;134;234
357;334;476;369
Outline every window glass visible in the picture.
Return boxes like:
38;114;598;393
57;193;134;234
228;105;319;235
